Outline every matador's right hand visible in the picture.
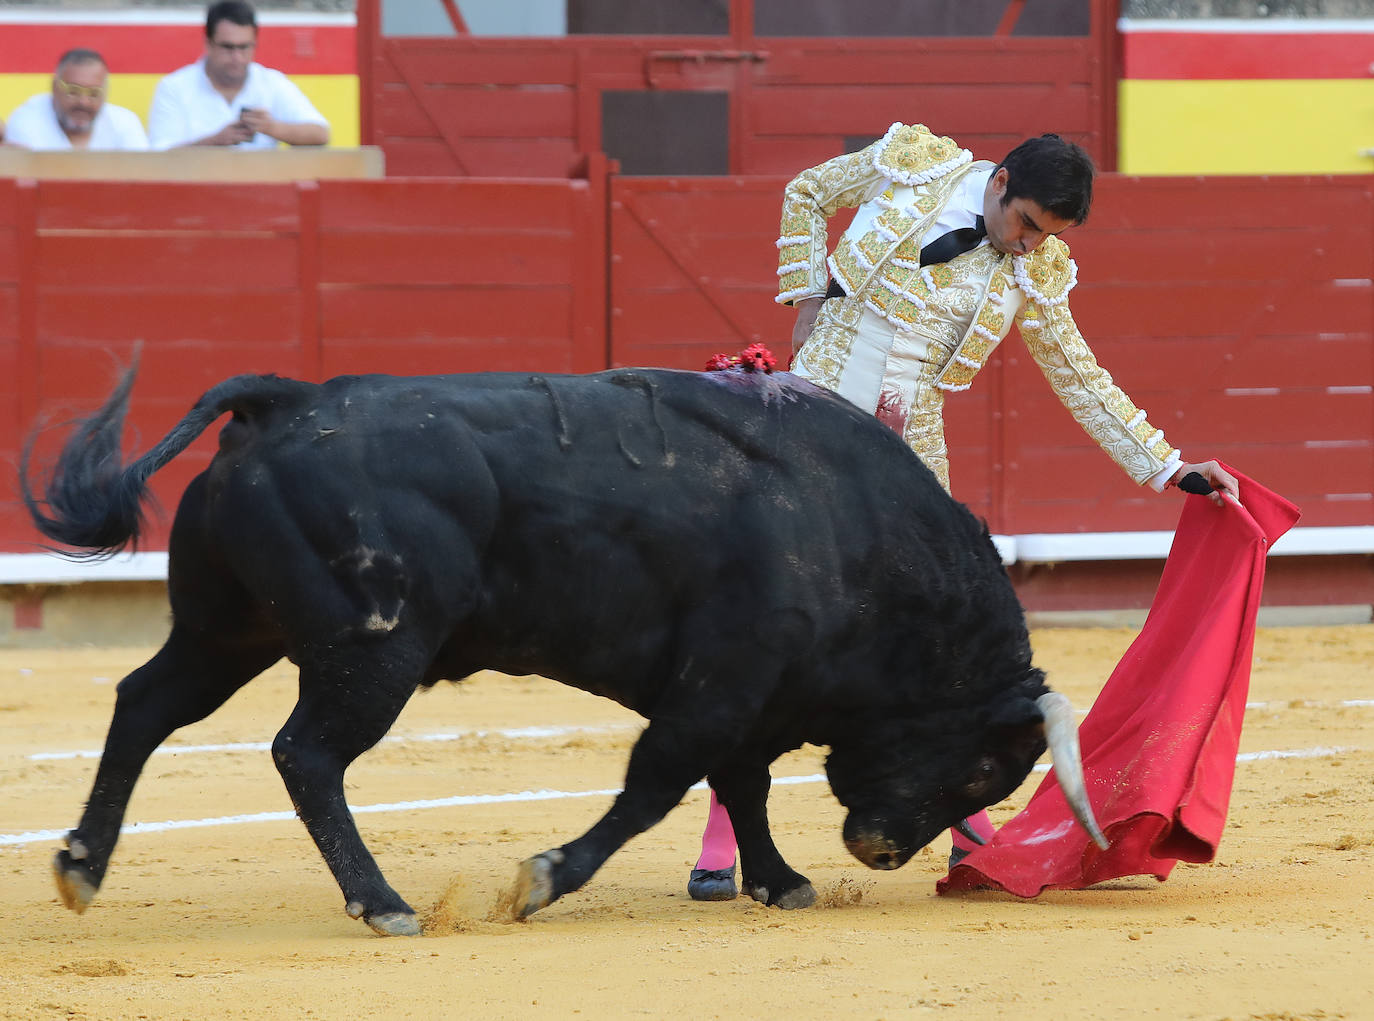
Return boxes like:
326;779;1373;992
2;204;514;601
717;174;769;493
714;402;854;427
791;296;823;359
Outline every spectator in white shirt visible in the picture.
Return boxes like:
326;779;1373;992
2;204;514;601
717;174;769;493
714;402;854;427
5;49;149;151
148;1;329;150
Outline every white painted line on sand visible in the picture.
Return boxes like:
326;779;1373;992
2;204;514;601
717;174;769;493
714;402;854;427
1;748;1361;850
28;723;642;762
25;701;1373;763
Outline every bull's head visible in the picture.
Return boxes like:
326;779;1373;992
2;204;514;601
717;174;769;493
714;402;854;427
825;691;1105;869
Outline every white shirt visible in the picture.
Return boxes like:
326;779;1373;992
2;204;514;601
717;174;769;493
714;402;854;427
923;166;992;249
147;60;329;150
846;166;992;253
4;93;148;151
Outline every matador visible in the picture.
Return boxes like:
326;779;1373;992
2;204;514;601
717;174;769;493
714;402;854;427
688;123;1241;903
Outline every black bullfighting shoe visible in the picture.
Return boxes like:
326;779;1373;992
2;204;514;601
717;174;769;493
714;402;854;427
947;845;971;870
687;864;738;901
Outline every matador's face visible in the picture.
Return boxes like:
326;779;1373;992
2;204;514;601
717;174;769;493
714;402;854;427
982;167;1074;258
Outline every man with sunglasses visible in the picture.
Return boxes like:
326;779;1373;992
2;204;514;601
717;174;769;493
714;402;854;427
5;49;147;151
148;0;329;150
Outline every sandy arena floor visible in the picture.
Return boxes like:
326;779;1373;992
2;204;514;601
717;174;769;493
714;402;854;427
1;625;1371;1021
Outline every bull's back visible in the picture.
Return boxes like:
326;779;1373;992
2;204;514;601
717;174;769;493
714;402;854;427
192;367;994;694
204;365;982;601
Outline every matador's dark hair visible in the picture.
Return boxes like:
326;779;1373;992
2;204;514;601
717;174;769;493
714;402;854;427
995;134;1095;226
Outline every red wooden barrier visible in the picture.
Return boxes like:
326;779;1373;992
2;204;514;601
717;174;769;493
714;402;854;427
606;173;1374;537
0;181;20;550
1014;175;1374;533
608;176;793;370
314;174;607;378
3;171;1371;563
2;175;602;555
360;0;1116;178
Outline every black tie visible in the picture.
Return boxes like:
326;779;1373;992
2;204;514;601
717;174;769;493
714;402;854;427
823;215;988;301
919;215;986;267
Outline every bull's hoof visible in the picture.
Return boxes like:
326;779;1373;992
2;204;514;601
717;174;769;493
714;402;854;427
687;865;737;902
53;851;98;913
744;879;816;910
364;911;421;937
775;883;817;909
514;849;564;918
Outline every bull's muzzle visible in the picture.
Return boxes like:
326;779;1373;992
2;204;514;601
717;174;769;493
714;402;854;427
842;816;916;870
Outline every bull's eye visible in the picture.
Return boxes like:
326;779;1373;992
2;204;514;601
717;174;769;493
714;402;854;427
962;758;998;798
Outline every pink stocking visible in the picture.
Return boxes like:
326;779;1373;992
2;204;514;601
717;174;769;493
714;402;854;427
694;790;737;871
949;809;995;853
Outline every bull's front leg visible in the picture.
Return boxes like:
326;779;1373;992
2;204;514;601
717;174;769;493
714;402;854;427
514;719;709;918
711;763;816;909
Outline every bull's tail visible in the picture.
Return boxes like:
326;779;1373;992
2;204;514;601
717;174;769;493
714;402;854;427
20;357;306;558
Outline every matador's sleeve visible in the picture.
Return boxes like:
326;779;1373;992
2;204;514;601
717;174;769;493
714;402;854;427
1013;238;1182;486
774;141;892;305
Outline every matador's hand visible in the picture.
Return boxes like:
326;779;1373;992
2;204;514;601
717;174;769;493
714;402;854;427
791;297;823;361
1169;460;1241;506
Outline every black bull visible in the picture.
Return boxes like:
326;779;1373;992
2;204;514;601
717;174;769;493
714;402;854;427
22;364;1105;936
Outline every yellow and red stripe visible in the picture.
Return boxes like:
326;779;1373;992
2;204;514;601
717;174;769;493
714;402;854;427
0;11;358;145
1119;18;1374;174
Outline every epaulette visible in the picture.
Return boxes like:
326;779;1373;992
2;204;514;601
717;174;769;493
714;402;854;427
871;122;972;186
1012;235;1078;307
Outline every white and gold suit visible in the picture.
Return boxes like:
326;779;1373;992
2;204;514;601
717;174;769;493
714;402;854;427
776;122;1180;493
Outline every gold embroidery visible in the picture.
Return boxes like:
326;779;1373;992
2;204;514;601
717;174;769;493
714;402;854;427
1017;301;1179;483
874;206;915;236
976;306;1005;334
962;332;993;363
926;264;955;290
891;236;922;265
1018;237;1075;303
775;142;893;301
793;295;864;393
777;269;809;296
775;136;986;303
830;244;862;293
900;363;952;492
857;231;890;266
875;124;968;182
783;130;1173;490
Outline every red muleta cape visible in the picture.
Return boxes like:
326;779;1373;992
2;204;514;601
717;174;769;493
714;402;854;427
939;467;1300;897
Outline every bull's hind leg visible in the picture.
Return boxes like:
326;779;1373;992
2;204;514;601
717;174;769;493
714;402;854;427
271;643;424;936
53;627;281;914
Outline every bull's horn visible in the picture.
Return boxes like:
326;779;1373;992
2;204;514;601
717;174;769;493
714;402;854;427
1036;691;1109;850
954;818;988;846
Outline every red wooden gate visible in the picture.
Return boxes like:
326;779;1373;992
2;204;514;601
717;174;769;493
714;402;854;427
608;176;792;370
359;0;1119;178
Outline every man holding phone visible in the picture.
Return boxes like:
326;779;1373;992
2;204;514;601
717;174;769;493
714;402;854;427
148;0;329;150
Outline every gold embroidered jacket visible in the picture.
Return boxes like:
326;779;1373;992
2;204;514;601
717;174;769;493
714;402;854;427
775;122;1180;486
